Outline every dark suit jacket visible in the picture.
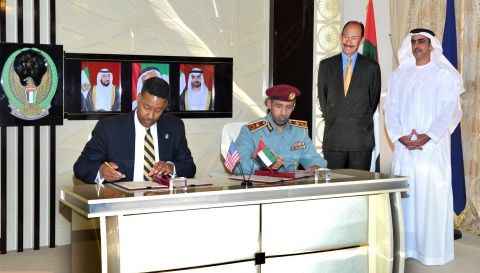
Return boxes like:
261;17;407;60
317;53;381;151
74;111;196;183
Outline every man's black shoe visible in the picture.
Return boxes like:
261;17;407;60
454;229;462;240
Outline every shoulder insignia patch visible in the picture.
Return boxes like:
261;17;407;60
247;120;273;132
289;119;308;128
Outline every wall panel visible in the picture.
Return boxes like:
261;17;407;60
1;0;57;253
55;0;270;246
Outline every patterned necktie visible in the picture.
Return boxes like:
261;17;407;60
344;57;352;96
144;128;155;181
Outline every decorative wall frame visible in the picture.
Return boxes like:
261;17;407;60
64;53;233;120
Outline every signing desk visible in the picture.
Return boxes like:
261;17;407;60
60;169;408;273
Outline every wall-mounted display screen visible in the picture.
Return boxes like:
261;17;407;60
64;53;233;120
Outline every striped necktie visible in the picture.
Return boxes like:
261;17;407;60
144;127;155;181
344;57;352;96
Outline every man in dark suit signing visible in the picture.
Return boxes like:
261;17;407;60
74;77;196;184
317;21;381;170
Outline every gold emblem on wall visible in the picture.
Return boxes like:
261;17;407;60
1;48;58;120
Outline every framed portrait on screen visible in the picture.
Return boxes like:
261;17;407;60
64;53;232;120
80;62;121;112
179;64;214;111
132;63;170;110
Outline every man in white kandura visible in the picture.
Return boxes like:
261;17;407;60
385;28;464;266
179;68;213;111
83;68;121;112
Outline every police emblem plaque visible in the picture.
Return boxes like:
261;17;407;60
0;43;63;126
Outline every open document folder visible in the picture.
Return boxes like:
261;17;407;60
113;181;168;190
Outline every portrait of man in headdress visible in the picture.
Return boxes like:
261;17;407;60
80;62;121;112
131;63;169;110
179;64;214;111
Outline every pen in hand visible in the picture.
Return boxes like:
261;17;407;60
103;162;126;181
104;161;115;170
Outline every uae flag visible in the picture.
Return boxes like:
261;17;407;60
80;66;91;99
253;138;266;158
253;139;276;169
363;0;378;62
363;0;380;172
443;0;466;228
179;68;186;96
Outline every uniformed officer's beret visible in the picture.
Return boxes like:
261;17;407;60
265;84;301;101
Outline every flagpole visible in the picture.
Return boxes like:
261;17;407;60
443;0;465;241
225;138;252;186
243;137;265;186
237;162;253;185
240;162;254;186
237;160;248;184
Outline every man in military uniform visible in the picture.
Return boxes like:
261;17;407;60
233;84;327;175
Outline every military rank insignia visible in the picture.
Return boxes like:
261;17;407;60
291;141;306;151
1;47;58;120
289;119;308;128
247;120;273;132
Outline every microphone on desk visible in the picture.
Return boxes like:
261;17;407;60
244;162;256;186
237;161;253;186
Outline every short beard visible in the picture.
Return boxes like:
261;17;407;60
271;115;288;127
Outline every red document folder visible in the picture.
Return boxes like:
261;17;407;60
254;170;313;179
254;170;296;179
152;175;171;186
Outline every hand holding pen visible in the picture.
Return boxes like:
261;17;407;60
102;162;126;182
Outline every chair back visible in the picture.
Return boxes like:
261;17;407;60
221;121;247;159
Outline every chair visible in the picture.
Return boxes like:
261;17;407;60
220;121;247;159
209;121;247;177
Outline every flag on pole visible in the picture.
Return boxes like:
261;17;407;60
443;0;466;227
224;140;240;173
363;0;380;172
253;138;266;158
363;0;378;62
179;70;186;96
253;139;276;170
254;148;276;170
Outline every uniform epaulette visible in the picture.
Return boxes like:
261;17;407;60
289;119;308;128
247;120;273;132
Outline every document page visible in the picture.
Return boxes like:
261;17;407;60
113;181;167;190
